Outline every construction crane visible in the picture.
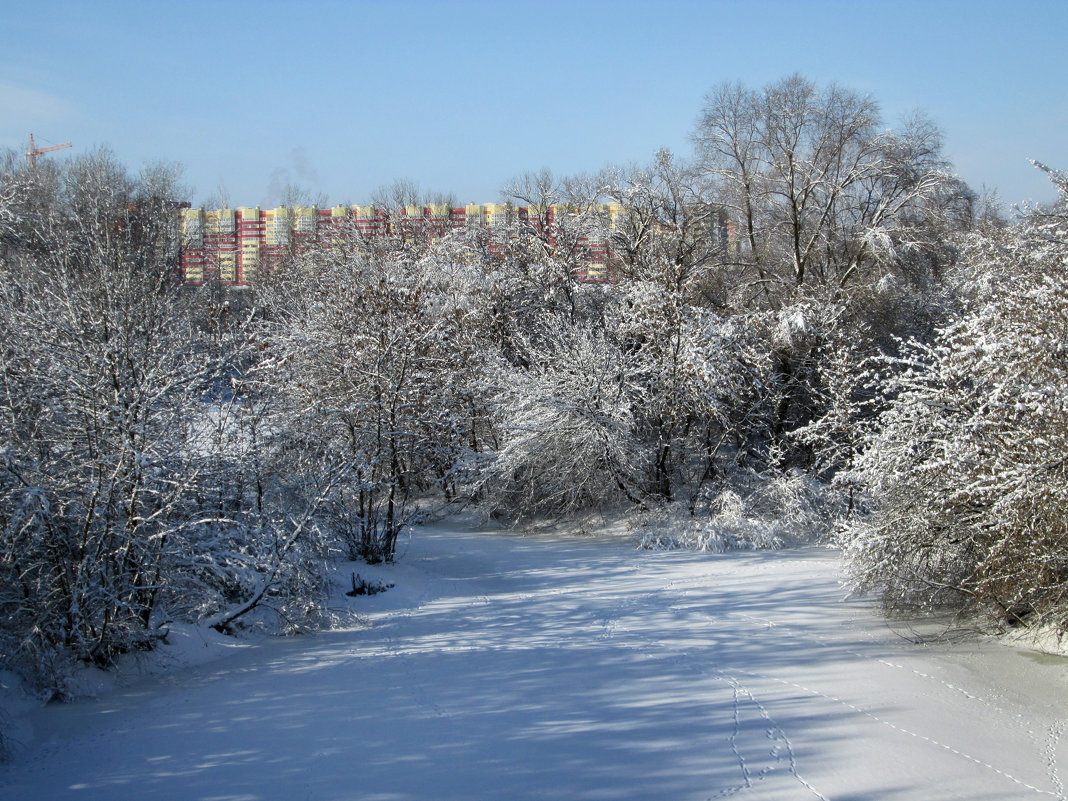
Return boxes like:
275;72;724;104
27;133;71;168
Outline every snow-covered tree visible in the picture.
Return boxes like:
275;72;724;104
0;151;206;678
689;76;974;480
257;221;465;562
601;150;725;296
693;75;967;298
610;276;775;507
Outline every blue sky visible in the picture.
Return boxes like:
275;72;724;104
3;0;1065;209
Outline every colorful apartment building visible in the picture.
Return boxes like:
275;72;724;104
179;203;622;286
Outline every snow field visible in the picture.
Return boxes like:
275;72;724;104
1;523;1065;800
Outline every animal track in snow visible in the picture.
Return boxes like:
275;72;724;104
733;667;1061;798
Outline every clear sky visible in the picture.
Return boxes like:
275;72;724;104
2;0;1065;210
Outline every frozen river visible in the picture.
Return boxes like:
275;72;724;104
2;523;1065;800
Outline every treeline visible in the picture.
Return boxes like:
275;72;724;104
0;75;1064;694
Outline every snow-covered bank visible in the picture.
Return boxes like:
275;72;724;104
1;523;1065;800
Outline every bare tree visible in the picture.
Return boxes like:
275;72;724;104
694;75;967;302
370;177;422;211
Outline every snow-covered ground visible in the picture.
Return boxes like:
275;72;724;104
1;522;1065;800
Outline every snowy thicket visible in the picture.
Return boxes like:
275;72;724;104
844;167;1068;630
458;79;968;530
481;323;644;519
0;152;333;694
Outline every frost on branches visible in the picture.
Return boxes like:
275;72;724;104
845;167;1068;632
261;232;469;564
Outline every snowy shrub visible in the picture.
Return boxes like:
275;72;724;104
638;505;787;553
480;323;647;521
844;167;1068;630
638;468;843;551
